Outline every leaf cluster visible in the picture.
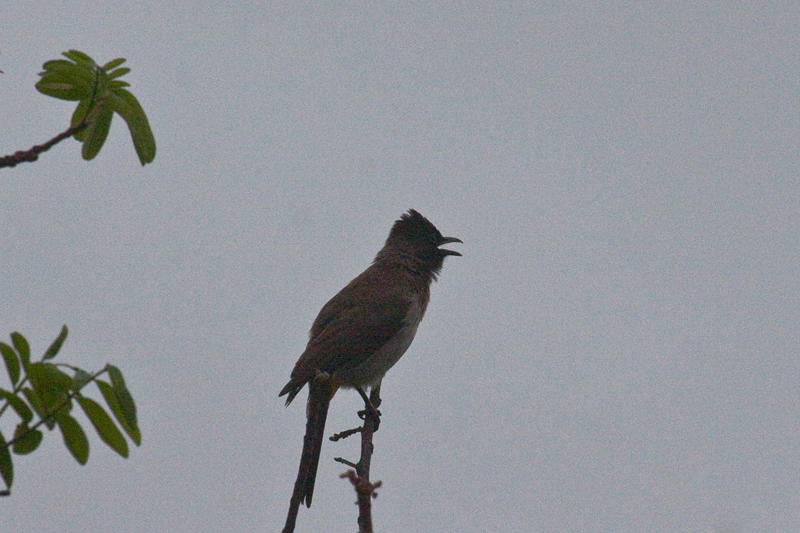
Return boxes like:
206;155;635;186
35;50;156;165
0;326;140;496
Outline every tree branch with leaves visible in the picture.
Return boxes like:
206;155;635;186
0;326;141;496
1;49;151;496
1;49;156;168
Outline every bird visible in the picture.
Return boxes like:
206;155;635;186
280;209;461;526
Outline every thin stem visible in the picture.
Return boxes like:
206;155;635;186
0;120;89;169
1;95;104;170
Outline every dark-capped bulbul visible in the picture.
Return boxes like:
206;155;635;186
280;209;461;525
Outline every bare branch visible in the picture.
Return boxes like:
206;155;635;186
1;120;88;169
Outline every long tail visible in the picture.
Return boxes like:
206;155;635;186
283;378;332;533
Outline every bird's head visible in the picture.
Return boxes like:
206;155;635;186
380;209;462;276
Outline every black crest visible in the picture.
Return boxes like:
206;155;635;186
386;209;446;248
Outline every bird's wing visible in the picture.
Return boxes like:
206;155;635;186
289;279;413;384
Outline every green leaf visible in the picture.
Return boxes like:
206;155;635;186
12;423;42;455
78;397;128;458
97;380;141;446
39;60;95;81
102;57;126;71
107;365;138;430
9;333;29;370
81;100;114;161
36;56;96;102
0;343;20;386
41;58;75;71
38;51;111;111
0;388;33;423
54;412;89;465
63;50;96;68
22;387;55;430
0;431;13;492
39;59;93;75
43;325;69;360
72;368;93;391
71;99;90;141
107;67;130;80
108;88;156;165
35;74;92;101
21;387;43;416
27;362;73;414
92;66;111;101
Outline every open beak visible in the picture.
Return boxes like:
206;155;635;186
439;236;463;257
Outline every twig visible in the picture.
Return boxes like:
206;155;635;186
330;426;362;442
0;120;89;169
341;470;382;533
346;386;382;533
283;386;383;532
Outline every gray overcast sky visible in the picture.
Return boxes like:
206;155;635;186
2;2;799;532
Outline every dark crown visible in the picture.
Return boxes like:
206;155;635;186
386;209;446;248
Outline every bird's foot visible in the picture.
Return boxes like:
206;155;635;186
356;387;381;430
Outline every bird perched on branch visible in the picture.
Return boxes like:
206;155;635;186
280;209;461;528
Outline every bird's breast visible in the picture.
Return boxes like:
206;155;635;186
336;297;424;388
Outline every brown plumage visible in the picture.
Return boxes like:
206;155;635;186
280;209;461;526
